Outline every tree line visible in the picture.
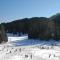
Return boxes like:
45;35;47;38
1;13;60;40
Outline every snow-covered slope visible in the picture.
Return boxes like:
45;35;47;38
0;35;60;60
8;35;28;42
0;40;60;60
7;33;28;42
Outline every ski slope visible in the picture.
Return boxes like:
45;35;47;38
0;35;60;60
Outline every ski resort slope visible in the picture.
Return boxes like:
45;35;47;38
0;42;60;60
0;35;60;60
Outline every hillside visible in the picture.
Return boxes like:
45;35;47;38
2;13;60;40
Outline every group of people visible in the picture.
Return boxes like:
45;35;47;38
0;46;33;59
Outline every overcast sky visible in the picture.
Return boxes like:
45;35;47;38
0;0;60;23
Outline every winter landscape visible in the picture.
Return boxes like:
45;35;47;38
0;33;60;60
0;0;60;60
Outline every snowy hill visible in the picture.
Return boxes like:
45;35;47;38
0;35;60;60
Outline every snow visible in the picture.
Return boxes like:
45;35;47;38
0;42;60;60
0;35;60;60
7;33;28;42
7;55;23;60
8;36;28;42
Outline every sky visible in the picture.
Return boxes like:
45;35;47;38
0;0;60;23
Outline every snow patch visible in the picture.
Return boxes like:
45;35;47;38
8;35;28;42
